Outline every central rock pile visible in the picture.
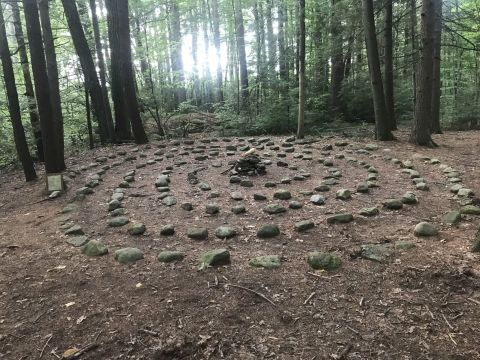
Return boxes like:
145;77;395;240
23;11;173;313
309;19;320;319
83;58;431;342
233;154;266;176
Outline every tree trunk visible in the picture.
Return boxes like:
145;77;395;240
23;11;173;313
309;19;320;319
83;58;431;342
410;0;436;146
362;0;394;141
330;0;345;116
85;86;94;149
210;0;224;103
411;0;418;112
297;0;306;139
0;3;36;181
233;0;249;112
9;0;44;162
169;0;187;108
38;0;65;169
384;0;396;130
62;0;113;144
89;0;114;141
430;0;442;134
266;0;277;83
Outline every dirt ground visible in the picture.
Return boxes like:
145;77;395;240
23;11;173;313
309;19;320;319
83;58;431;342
0;130;479;360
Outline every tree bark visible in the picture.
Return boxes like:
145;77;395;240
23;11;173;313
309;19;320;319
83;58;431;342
9;0;44;162
330;0;345;116
234;0;249;112
62;0;113;144
266;0;277;83
105;0;148;144
38;0;65;169
297;0;306;139
210;0;224;103
85;86;94;149
430;0;442;134
0;2;37;181
168;0;187;108
384;0;396;130
362;0;394;140
410;0;436;146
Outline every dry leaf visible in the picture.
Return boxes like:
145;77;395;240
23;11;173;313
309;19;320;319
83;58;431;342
63;347;79;357
65;302;75;308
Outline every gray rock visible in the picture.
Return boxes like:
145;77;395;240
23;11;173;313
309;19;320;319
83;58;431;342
457;188;474;197
273;189;292;200
65;225;84;236
114;248;144;263
461;205;480;215
360;244;393;262
111;192;124;201
81;240;108;257
205;203;220;215
157;251;185;263
395;241;416;250
264;182;276;188
307;252;342;271
336;189;351;200
356;183;369;193
229;176;241;184
156;186;170;193
257;224;280;238
315;184;331;192
280;177;292;184
414;222;438;237
289;200;303;209
249;255;281;269
187;227;208;240
160;224;175;236
66;236;89;247
162;196;177;206
199;249;230;270
108;216;130;227
416;183;429;191
253;193;267;201
263;203;287;214
310;194;325;205
358;207;379;217
62;203;78;213
215;226;237;239
155;175;170;187
327;213;354;224
231;205;246;214
401;191;418;205
128;223;146;235
383;199;403;210
240;179;253;187
181;202;193;211
230;191;244;201
472;230;480;252
295;220;315;232
443;211;462;225
450;184;464;193
108;200;122;211
198;182;211;191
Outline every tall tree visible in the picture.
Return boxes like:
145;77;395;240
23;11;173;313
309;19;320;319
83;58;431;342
210;0;224;103
62;0;113;144
330;0;345;116
23;0;65;173
430;0;442;134
410;0;436;146
169;0;187;108
105;0;148;144
38;0;65;168
384;0;396;130
9;0;44;161
233;0;249;111
362;0;394;140
0;2;36;181
297;0;306;139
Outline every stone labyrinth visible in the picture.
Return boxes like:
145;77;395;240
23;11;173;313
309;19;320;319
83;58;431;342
57;136;480;270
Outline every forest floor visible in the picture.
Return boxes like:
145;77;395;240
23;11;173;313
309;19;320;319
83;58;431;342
1;130;480;360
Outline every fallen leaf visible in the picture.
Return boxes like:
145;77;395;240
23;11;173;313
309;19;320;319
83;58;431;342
63;347;79;357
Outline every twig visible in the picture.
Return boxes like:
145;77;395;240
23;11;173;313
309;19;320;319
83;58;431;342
425;305;435;320
63;343;99;359
359;297;364;307
442;313;454;330
225;283;276;307
306;272;341;280
346;326;359;335
304;292;316;305
33;310;48;324
39;334;52;358
138;329;159;337
331;343;353;359
467;297;480;306
94;330;103;341
448;333;457;346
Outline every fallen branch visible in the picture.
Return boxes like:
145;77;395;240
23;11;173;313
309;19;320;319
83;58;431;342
224;283;276;307
304;292;316;305
39;334;53;358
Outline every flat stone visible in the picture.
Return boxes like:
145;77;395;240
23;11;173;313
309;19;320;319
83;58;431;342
76;187;93;196
472;230;480;252
181;202;193;211
273;189;291;200
160;224;175;236
214;226;237;239
66;236;89;247
128;223;146;235
257;224;280;238
199;249;230;270
383;199;403;210
249;255;281;269
157;251;185;263
253;193;267;201
327;212;354;224
162;196;177;206
65;225;84;236
231;192;244;201
289;200;303;209
356;183;369;193
205;203;220;215
111;192;124;202
310;195;325;205
336;189;351;200
81;240;108;257
110;208;125;217
187;227;208;240
360;244;393;262
307;252;342;271
315;184;330;192
457;188;474;197
108;216;130;227
231;205;246;214
230;176;241;184
240;179;253;187
108;200;122;211
263;203;287;214
295;220;315;232
414;222;438;237
198;182;211;191
155;175;170;187
461;205;480;215
114;248;144;264
62;203;78;213
264;182;276;188
358;207;379;217
416;183;429;191
395;241;416;250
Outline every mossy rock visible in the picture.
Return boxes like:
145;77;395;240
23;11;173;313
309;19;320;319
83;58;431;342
307;252;342;271
81;240;108;257
157;251;185;263
461;205;480;215
199;249;231;270
114;248;144;264
249;255;281;269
